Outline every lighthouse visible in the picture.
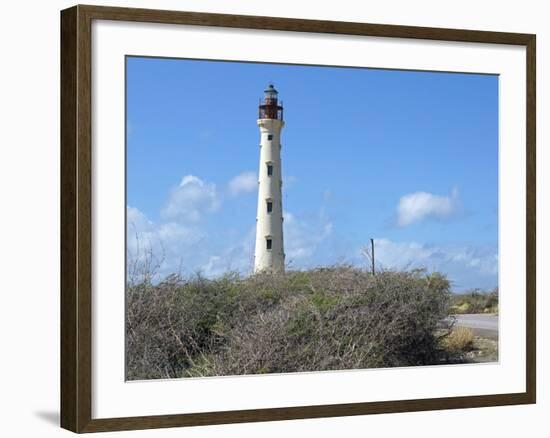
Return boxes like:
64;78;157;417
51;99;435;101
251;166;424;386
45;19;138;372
254;84;285;273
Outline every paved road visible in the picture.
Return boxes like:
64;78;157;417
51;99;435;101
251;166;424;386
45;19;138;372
453;314;499;340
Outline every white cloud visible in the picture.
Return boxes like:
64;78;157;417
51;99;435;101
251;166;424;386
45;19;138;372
396;188;459;226
284;211;333;262
361;238;497;291
228;171;257;196
128;172;260;279
373;239;439;268
201;226;256;277
127;205;153;232
161;174;220;222
157;222;196;242
127;205;206;279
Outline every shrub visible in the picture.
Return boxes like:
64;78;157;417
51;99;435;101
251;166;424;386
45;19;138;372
450;288;499;314
126;266;456;379
444;327;475;352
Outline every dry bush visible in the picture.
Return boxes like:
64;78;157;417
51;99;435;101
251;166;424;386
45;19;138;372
444;327;475;353
126;265;457;380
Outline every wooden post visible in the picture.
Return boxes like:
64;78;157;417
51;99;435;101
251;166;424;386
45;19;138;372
370;238;375;275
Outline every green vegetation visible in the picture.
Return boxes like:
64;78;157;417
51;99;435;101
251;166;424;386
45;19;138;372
126;266;472;380
450;288;499;314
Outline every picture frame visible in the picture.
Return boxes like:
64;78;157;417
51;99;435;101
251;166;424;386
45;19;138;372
60;4;536;433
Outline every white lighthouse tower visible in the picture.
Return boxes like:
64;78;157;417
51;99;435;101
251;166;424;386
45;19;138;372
254;84;285;273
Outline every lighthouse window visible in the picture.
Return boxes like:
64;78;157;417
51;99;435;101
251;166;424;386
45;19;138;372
267;163;273;176
266;200;273;213
267;134;273;140
266;238;272;250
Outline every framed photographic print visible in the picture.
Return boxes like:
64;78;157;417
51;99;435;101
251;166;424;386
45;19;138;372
60;4;536;433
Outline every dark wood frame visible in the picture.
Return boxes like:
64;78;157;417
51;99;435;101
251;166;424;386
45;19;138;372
61;4;536;433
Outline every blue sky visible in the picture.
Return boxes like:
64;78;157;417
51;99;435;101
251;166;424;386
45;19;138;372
126;56;498;292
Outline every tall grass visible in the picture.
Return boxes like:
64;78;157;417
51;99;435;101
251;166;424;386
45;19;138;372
126;266;461;380
444;327;475;353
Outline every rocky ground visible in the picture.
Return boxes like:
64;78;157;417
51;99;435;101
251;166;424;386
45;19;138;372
466;336;499;363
